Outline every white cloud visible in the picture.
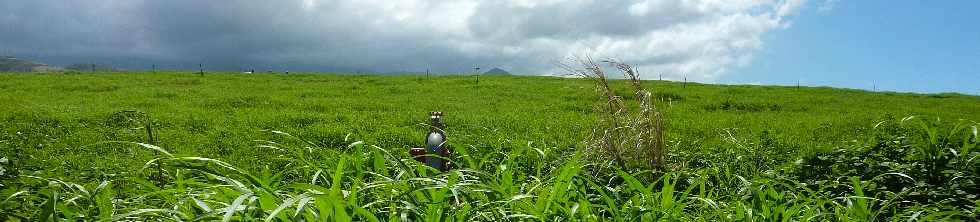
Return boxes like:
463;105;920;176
0;0;810;80
455;0;808;81
778;0;808;18
818;0;839;13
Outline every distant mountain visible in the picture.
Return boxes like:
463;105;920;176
0;56;62;72
65;63;118;72
483;67;511;75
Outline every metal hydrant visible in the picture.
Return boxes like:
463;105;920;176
410;111;452;171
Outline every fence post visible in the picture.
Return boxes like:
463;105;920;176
474;67;480;85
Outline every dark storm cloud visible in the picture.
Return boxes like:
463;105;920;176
0;0;806;78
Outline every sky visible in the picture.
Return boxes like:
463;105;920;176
0;0;976;94
727;1;980;94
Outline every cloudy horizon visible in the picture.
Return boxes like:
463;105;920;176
2;0;978;94
1;0;809;79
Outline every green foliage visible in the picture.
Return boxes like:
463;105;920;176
792;117;979;220
2;122;975;221
0;72;979;220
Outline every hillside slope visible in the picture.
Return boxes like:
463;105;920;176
1;72;977;171
0;56;62;72
1;72;978;220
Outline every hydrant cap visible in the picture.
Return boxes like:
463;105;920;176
430;112;443;127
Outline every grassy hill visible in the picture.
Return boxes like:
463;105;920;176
1;72;977;220
64;64;118;72
482;67;512;75
0;56;62;72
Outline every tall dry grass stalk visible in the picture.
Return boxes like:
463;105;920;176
563;57;667;170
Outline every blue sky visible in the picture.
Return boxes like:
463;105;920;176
727;1;980;94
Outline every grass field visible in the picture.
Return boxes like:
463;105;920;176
1;72;978;221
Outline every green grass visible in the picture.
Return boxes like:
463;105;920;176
0;71;978;221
